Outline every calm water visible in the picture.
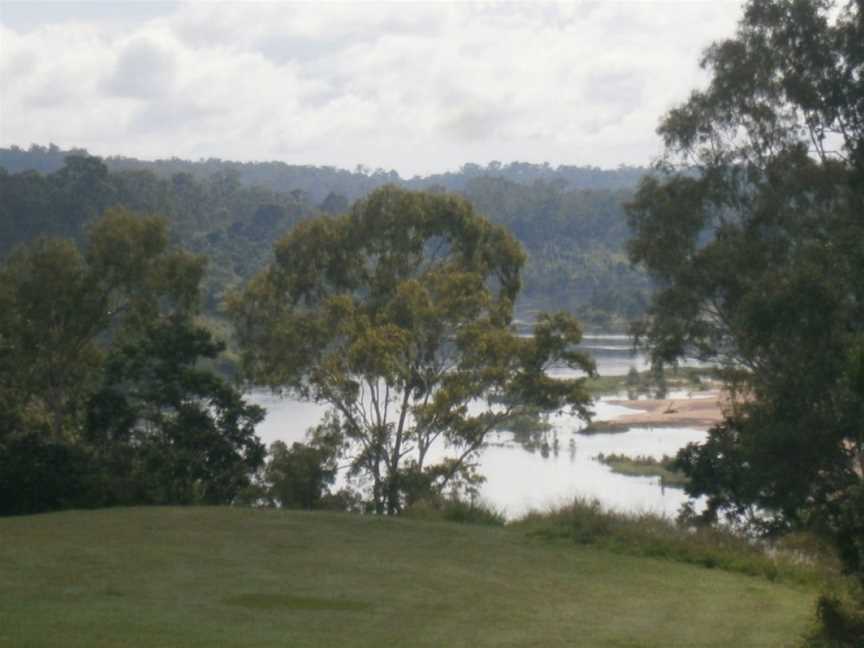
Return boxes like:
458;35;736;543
578;334;648;376
249;336;706;519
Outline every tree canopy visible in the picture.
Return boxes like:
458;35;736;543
0;210;265;513
0;208;202;438
627;0;863;582
231;186;595;514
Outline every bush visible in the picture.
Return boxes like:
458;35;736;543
514;498;829;586
809;592;864;647
402;497;505;527
264;441;336;510
0;433;99;515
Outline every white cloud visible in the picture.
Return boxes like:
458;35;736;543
0;1;744;176
104;36;178;99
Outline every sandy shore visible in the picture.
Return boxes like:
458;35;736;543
590;391;725;432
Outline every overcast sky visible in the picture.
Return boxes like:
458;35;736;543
0;1;744;177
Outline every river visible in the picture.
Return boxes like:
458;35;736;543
249;335;707;519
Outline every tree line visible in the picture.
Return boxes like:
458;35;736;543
0;145;647;203
0;152;652;330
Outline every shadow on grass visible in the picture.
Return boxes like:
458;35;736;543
224;593;371;611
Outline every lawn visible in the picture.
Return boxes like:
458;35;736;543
0;507;815;647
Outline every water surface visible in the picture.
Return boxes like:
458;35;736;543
249;335;706;519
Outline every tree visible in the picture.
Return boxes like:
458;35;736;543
626;0;863;582
319;191;350;215
86;316;266;505
263;421;343;510
264;441;334;509
230;186;595;514
0;208;265;512
0;207;202;440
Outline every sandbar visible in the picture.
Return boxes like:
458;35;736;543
592;391;726;431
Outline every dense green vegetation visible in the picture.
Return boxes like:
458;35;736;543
0;507;817;647
629;0;863;577
0;154;316;318
462;177;651;326
0;149;651;329
0;145;648;201
0;211;265;513
628;0;864;640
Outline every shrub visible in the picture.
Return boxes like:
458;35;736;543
514;498;829;587
402;497;505;527
809;592;864;647
0;433;99;515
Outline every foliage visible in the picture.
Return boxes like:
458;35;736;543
0;431;98;515
809;591;864;647
0;207;203;440
264;442;335;509
262;414;343;510
2;145;648;202
1;151;652;329
461;177;653;326
626;0;864;587
0;155;316;317
0;210;265;513
86;316;266;505
231;186;595;514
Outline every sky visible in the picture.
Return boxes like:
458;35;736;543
0;1;744;177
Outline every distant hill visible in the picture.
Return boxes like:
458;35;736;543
0;144;647;202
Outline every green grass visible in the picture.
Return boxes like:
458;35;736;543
0;507;818;647
595;453;689;488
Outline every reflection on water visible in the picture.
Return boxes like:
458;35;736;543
248;335;707;519
476;422;705;519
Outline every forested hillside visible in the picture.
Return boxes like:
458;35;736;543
1;144;647;201
0;146;651;328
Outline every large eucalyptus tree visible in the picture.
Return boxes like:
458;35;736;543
230;186;595;514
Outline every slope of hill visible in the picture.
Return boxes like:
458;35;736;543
0;507;815;647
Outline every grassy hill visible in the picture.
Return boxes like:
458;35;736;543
0;507;815;647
